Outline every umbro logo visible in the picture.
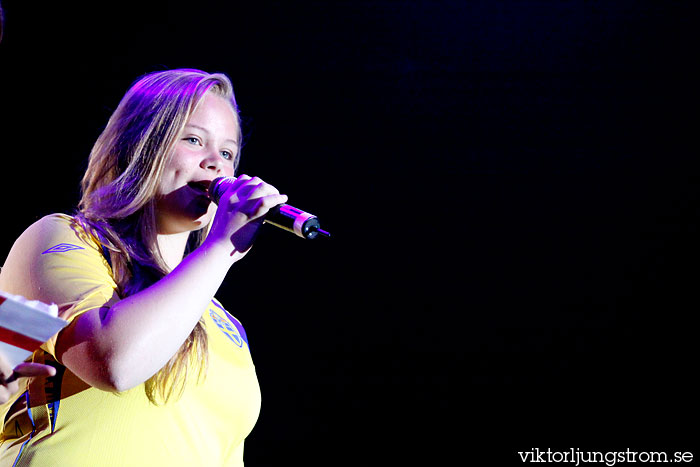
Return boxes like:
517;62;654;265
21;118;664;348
42;243;85;254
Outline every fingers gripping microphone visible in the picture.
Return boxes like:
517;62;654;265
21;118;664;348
208;177;331;239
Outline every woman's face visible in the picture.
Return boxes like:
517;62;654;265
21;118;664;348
155;92;239;235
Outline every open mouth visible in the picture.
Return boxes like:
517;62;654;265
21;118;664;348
187;180;211;196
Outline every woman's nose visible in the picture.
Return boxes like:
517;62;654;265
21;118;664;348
201;152;223;172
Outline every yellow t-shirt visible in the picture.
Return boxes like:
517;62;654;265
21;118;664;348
0;214;261;466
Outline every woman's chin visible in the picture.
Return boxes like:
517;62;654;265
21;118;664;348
188;199;216;227
156;206;214;235
190;209;215;231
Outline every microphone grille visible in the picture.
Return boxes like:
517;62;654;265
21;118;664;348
208;177;235;204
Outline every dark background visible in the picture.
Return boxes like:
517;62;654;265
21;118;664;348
0;1;697;464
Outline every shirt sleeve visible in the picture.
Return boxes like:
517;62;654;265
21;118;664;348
0;214;121;357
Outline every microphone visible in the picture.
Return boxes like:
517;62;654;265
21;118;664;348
208;177;330;239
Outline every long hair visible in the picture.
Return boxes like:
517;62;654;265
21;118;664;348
75;68;240;404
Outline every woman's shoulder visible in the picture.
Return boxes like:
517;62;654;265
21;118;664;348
19;214;99;251
26;213;79;233
0;213;112;299
1;213;102;279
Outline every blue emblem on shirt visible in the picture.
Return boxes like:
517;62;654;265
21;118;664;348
209;309;245;348
42;243;85;254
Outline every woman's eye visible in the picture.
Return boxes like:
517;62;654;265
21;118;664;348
185;137;201;145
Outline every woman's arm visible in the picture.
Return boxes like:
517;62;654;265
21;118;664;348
56;176;287;392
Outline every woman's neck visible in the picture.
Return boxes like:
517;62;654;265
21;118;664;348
156;231;190;271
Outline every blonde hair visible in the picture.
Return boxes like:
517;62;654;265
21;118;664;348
76;68;240;404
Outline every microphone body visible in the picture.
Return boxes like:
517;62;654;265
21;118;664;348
208;177;330;239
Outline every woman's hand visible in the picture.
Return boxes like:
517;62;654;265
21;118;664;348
0;353;56;404
206;175;288;257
